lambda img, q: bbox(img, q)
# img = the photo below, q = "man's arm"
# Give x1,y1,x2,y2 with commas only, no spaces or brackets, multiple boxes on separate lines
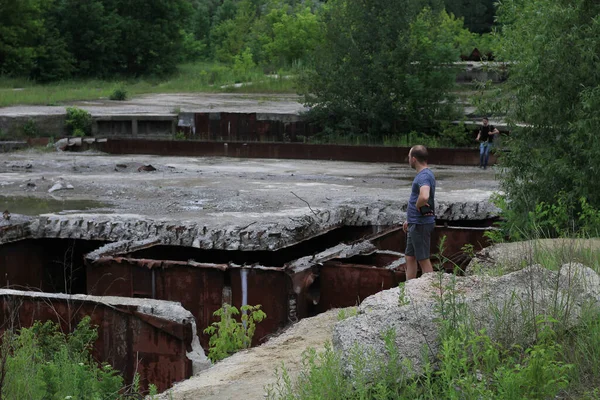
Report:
491,127,500,136
476,130,481,141
416,185,430,209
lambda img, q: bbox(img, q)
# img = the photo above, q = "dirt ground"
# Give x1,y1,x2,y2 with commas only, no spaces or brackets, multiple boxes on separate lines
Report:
158,309,339,400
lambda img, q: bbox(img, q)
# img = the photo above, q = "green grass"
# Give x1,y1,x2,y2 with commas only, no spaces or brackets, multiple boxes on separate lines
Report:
0,62,299,107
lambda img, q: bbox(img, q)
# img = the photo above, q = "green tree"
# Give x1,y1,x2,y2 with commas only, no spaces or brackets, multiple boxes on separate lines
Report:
444,0,496,34
211,0,262,63
262,3,323,67
53,0,122,78
113,0,192,76
0,0,44,76
298,0,463,137
495,0,600,238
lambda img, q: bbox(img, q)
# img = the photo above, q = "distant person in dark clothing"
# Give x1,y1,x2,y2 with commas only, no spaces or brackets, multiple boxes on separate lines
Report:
476,117,499,169
403,145,436,280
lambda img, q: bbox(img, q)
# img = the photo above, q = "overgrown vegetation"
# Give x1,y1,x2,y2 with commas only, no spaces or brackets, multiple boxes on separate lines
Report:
298,3,466,138
0,316,155,399
109,87,128,101
65,106,92,137
491,0,600,239
204,303,266,362
266,240,600,399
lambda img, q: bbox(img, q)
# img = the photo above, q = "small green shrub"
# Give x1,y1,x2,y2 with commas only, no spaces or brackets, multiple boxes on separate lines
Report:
21,119,41,138
337,307,358,321
173,131,186,140
435,121,473,147
109,87,128,101
1,317,124,399
398,282,410,306
204,303,266,362
65,106,92,137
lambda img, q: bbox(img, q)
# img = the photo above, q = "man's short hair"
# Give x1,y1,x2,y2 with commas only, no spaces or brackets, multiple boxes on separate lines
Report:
411,145,428,163
483,117,489,121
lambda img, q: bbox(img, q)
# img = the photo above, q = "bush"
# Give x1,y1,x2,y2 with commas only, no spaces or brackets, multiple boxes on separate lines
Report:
109,87,128,101
65,106,92,137
495,0,600,238
0,317,124,399
22,119,40,138
203,303,266,362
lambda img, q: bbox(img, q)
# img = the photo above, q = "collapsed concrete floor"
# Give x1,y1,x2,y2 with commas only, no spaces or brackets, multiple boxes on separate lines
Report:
0,150,500,392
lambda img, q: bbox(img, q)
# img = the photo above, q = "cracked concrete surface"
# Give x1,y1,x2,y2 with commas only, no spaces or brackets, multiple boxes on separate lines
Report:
0,93,306,117
1,149,500,249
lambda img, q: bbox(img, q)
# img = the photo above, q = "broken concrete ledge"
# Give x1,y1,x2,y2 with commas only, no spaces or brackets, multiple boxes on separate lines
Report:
1,201,500,249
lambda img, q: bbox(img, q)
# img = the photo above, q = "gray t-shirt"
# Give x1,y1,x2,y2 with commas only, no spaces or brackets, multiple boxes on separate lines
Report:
407,168,436,224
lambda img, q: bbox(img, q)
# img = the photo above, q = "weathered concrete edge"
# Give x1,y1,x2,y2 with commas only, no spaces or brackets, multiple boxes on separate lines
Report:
2,201,500,249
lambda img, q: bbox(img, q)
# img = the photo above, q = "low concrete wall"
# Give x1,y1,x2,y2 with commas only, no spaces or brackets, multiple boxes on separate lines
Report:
93,114,177,138
0,114,67,138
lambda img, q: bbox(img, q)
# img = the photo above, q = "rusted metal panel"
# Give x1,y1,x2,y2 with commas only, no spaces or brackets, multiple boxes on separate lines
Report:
95,139,497,166
194,113,210,140
0,239,45,290
0,239,106,294
86,258,225,350
0,292,193,393
316,262,404,313
370,225,491,271
230,267,289,344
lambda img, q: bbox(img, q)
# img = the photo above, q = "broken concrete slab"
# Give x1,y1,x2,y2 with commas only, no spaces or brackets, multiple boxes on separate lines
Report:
333,264,600,379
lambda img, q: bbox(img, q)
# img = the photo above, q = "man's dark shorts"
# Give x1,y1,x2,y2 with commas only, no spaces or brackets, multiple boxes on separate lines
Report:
405,223,435,261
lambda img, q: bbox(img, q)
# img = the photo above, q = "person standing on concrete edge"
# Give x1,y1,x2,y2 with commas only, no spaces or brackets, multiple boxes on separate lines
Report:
403,145,436,280
476,117,499,169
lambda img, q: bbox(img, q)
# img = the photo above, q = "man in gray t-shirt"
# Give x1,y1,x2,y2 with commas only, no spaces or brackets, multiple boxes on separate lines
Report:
402,145,436,280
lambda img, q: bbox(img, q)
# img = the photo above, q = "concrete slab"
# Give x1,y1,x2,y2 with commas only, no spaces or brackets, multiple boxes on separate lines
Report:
0,149,500,249
0,93,306,117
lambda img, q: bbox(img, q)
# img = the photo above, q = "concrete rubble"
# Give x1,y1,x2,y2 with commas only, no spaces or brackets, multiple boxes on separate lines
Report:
333,263,600,378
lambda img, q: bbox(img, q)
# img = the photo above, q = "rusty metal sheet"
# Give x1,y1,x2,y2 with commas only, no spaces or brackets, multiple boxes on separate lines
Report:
0,292,193,393
230,268,290,344
95,139,497,166
87,259,225,350
0,239,106,294
316,262,404,313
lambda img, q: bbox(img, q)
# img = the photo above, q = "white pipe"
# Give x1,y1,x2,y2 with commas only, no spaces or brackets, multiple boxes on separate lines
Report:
240,268,248,328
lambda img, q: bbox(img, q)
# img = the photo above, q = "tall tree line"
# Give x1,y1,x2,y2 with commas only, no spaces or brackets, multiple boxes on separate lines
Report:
0,0,190,81
0,0,495,81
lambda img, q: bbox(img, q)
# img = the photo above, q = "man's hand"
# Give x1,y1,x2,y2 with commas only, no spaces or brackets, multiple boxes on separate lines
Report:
403,221,408,233
419,203,434,216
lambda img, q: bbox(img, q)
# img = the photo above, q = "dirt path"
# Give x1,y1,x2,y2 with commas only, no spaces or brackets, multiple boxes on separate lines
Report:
159,309,339,400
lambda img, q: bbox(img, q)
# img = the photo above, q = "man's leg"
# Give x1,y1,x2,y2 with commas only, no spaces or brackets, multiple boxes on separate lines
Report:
483,143,490,168
405,224,418,280
479,143,485,167
406,256,418,280
414,224,435,276
418,258,434,274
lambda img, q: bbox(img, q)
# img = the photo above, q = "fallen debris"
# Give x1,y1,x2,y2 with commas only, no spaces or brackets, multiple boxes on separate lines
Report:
138,164,157,172
48,182,74,193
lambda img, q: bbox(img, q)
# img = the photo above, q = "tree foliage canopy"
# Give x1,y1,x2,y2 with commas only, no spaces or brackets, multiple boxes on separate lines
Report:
496,0,600,237
0,0,190,80
297,0,467,137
